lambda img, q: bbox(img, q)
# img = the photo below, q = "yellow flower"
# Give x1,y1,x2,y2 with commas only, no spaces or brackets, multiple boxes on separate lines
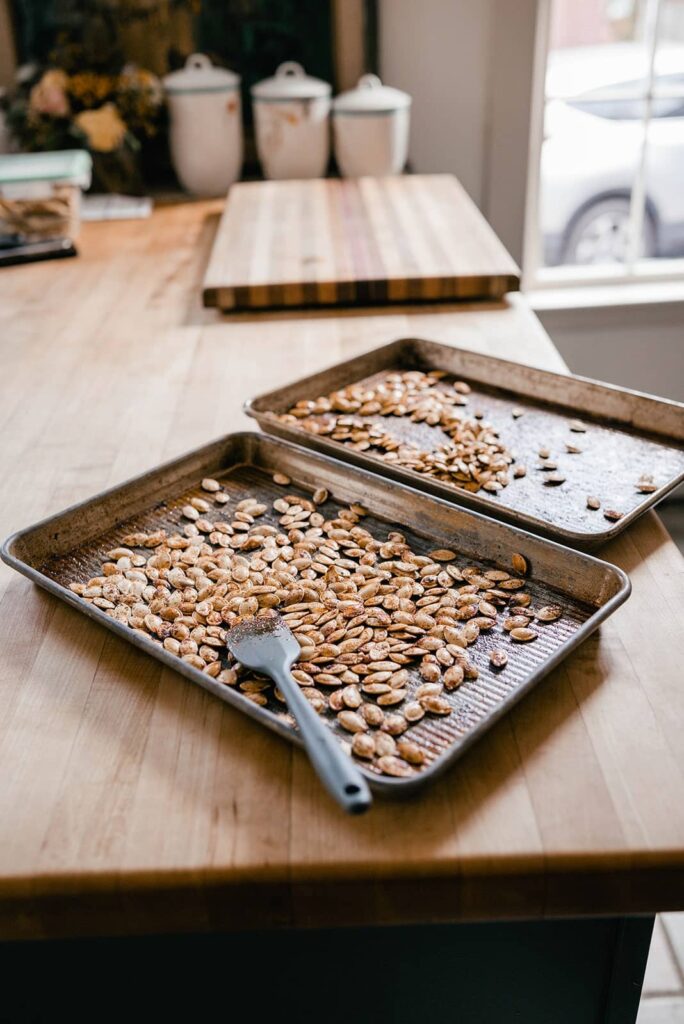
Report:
74,103,127,153
29,69,70,118
68,72,115,106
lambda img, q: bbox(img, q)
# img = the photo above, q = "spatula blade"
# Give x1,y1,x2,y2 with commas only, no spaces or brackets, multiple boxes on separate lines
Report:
225,612,301,672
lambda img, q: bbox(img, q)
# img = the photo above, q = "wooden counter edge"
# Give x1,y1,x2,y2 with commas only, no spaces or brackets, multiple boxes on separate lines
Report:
1,858,683,942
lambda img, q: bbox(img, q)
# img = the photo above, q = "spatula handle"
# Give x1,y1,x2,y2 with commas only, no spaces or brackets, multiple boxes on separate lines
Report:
271,664,372,815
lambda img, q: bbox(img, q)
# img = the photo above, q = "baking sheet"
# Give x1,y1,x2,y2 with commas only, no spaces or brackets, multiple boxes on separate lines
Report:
1,432,630,796
245,338,684,549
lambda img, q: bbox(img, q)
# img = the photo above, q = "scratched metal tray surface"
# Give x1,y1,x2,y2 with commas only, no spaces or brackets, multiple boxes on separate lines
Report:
245,338,684,549
1,432,630,797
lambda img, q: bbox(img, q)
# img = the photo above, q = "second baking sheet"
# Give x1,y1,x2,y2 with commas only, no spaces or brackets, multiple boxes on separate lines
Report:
246,338,684,549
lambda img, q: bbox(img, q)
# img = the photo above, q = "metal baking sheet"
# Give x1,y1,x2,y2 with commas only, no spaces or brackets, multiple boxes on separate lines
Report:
245,337,684,549
1,432,630,797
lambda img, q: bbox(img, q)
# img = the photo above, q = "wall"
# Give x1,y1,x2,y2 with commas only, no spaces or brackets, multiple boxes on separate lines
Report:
379,0,492,205
538,304,684,403
379,0,538,263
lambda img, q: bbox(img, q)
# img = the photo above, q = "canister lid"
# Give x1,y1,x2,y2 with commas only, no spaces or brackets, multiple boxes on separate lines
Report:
333,74,411,114
163,53,240,94
251,61,331,101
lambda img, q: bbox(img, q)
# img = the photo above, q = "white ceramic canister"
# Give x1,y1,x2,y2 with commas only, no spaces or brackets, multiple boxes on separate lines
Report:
333,74,411,177
163,53,242,196
251,62,331,180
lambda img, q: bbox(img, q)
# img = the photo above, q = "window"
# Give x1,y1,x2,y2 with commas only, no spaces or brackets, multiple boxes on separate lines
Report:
526,0,684,288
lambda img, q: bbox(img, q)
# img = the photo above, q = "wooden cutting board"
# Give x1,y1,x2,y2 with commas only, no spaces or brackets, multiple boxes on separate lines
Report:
202,174,520,310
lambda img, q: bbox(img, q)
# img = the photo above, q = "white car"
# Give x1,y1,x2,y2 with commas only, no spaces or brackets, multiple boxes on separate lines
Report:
541,43,684,265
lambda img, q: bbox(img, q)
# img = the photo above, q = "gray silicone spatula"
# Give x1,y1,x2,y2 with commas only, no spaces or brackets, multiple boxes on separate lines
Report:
226,614,372,815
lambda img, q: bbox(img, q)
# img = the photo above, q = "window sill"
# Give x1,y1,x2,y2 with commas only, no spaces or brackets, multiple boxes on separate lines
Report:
526,278,684,313
525,277,684,333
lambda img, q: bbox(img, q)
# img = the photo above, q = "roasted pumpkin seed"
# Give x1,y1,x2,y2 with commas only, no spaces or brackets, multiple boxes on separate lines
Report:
337,710,367,734
429,549,456,562
511,553,528,576
510,627,538,642
603,508,623,522
377,755,413,778
361,703,385,727
375,732,398,757
396,739,426,766
636,475,657,493
420,695,452,715
403,701,425,723
489,649,508,669
536,605,562,623
351,733,375,759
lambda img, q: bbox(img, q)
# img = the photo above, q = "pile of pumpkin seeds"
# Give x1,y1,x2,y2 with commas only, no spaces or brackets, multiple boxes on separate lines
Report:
279,374,664,523
278,370,516,495
68,474,564,778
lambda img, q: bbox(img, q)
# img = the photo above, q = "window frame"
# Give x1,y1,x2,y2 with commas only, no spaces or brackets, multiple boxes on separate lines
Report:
522,0,684,291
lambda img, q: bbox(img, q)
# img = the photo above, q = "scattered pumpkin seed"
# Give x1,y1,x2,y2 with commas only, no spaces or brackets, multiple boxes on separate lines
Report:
351,733,375,759
361,703,384,727
444,665,464,690
536,605,562,623
503,615,531,631
511,553,529,576
510,627,538,642
375,732,398,757
337,710,367,734
396,739,426,766
420,695,452,715
377,755,414,778
489,649,508,669
381,713,408,736
378,689,407,707
190,496,211,512
429,548,456,562
403,701,425,723
636,475,657,493
603,508,623,522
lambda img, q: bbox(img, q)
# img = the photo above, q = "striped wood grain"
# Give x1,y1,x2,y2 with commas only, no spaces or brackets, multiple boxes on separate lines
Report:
202,174,521,310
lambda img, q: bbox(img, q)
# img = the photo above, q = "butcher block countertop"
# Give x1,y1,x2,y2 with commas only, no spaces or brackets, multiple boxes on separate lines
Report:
0,200,683,941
